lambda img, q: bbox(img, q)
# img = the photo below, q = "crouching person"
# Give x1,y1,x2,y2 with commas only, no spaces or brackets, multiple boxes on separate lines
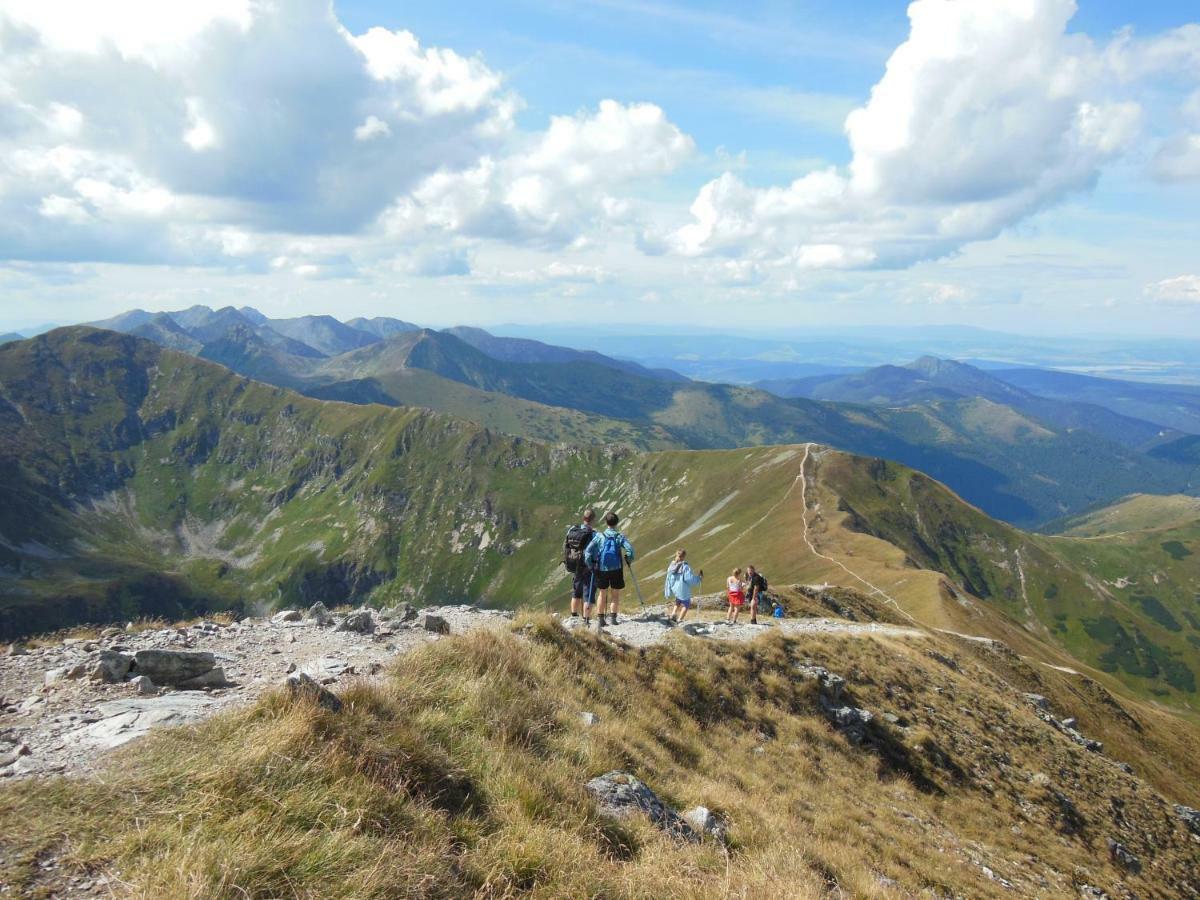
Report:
664,549,702,623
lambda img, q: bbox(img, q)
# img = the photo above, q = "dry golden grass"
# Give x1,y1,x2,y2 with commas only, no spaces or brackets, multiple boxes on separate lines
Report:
2,619,1197,898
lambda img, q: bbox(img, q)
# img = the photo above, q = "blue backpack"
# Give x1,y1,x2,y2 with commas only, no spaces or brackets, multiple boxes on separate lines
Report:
598,533,625,571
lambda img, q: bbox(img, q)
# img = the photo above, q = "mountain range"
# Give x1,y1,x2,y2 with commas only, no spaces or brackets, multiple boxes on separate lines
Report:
56,306,1200,529
2,327,1200,712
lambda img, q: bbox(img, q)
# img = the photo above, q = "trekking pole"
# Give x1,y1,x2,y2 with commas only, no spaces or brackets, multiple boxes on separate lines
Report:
626,559,647,609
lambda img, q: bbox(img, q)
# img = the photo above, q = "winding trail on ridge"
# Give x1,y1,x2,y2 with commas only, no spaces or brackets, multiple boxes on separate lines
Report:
796,444,922,627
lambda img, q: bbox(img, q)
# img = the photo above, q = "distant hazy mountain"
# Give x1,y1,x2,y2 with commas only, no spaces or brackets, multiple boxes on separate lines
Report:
128,313,203,354
266,314,381,356
345,316,421,339
757,356,1175,450
236,306,270,325
197,323,321,387
0,333,22,345
89,308,159,332
443,326,687,382
991,367,1200,435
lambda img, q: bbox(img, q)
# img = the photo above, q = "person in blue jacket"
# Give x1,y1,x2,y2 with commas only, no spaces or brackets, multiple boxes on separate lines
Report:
664,548,703,623
584,511,634,628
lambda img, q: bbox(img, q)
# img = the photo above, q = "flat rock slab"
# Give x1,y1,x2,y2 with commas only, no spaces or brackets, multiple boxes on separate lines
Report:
133,649,218,685
72,695,217,750
299,656,352,683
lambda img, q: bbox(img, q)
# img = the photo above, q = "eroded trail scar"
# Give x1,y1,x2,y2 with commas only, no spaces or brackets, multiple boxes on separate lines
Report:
797,444,920,627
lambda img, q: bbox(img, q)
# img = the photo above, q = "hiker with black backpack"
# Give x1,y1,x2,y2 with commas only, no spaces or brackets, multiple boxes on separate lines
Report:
584,511,635,628
745,565,769,625
563,509,598,624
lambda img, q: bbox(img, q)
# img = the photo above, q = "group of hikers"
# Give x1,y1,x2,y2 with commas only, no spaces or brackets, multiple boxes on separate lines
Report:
562,508,774,628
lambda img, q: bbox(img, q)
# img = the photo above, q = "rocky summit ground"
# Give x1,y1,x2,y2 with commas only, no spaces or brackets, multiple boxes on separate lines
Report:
2,597,919,783
0,604,514,781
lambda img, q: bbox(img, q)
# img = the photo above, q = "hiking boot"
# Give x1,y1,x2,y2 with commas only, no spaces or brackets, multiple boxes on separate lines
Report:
609,614,619,626
597,614,607,627
583,618,590,626
570,612,580,619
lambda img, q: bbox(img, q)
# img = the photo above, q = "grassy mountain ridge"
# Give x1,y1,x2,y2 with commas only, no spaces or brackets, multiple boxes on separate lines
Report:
3,329,1200,711
810,453,1200,707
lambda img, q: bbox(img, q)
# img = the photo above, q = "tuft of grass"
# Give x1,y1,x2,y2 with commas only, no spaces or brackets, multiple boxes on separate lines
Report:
2,620,1198,898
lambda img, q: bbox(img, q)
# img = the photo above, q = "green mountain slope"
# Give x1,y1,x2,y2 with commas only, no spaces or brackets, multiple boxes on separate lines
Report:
3,328,1200,710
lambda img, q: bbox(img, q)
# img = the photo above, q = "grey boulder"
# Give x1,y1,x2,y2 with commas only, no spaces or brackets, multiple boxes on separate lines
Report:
421,613,450,635
176,667,231,690
585,771,698,843
299,656,352,684
132,649,218,685
682,805,729,843
380,602,418,624
1107,839,1141,873
285,671,343,712
306,602,334,626
827,705,874,744
1176,804,1200,835
335,609,375,634
272,609,302,623
87,650,133,683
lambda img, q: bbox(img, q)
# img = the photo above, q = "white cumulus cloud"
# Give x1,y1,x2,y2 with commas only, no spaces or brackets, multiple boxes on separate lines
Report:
0,0,517,263
660,0,1149,270
382,99,693,247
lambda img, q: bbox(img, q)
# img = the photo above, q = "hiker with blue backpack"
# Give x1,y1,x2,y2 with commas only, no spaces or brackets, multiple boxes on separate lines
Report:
664,548,702,623
584,511,635,628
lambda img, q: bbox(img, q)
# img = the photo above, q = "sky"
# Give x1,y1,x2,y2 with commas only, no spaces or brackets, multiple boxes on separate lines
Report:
1,0,1199,335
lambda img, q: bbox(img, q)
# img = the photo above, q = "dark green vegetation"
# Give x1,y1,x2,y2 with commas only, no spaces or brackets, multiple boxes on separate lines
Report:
3,330,1200,711
78,309,1200,527
1039,495,1200,702
3,622,1198,897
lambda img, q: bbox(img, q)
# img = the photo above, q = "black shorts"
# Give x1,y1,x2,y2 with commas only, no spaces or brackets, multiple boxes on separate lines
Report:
572,569,599,603
595,568,625,591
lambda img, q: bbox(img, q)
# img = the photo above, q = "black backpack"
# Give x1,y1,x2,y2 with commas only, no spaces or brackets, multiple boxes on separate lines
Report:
563,525,593,572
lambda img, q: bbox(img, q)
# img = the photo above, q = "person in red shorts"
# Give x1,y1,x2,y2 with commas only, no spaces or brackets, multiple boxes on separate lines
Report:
725,567,746,624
